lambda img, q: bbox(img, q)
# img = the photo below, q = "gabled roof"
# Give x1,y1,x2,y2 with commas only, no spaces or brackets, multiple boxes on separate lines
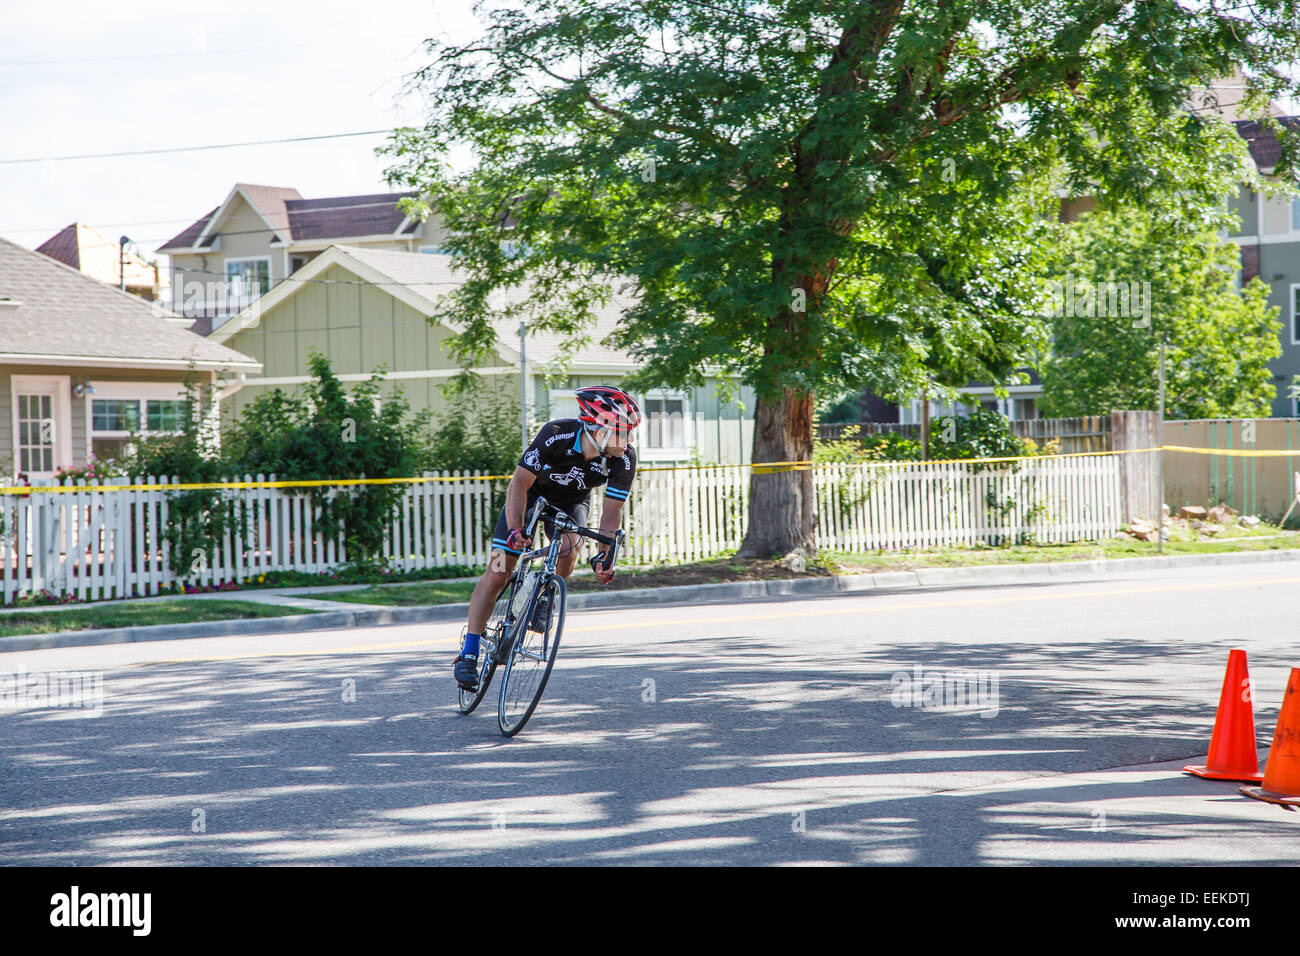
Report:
158,186,420,252
0,236,260,370
159,184,302,252
210,245,637,369
36,223,158,288
157,206,218,252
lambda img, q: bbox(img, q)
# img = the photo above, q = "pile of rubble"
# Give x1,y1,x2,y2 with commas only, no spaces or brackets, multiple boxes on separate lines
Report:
1123,502,1262,542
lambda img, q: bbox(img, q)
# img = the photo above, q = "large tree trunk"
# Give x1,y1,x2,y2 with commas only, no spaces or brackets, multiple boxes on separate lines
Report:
737,387,817,558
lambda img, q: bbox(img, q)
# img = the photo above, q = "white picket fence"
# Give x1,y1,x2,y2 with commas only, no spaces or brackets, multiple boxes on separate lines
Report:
0,455,1122,604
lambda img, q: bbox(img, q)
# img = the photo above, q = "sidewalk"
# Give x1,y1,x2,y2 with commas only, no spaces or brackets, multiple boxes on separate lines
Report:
0,576,480,616
2,546,1298,653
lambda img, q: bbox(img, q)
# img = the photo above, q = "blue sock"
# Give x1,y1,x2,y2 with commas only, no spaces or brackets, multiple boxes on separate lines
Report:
462,632,481,657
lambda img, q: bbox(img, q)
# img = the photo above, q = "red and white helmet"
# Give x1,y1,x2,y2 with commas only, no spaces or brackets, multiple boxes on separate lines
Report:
575,386,641,431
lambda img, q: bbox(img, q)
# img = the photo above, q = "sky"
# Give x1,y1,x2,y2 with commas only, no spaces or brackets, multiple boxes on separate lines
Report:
0,0,485,260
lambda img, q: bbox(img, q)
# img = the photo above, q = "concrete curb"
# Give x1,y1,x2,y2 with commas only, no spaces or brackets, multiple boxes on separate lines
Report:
3,547,1298,654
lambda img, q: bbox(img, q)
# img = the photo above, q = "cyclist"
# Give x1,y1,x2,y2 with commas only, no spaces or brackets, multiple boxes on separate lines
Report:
453,386,641,690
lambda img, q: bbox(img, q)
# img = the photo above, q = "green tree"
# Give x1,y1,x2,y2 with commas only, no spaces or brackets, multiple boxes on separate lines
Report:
1039,208,1282,418
383,0,1296,554
116,375,233,579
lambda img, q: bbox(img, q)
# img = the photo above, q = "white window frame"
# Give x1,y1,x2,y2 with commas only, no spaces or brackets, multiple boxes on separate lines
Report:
639,389,692,460
11,375,72,477
84,382,189,462
1291,284,1300,346
223,256,272,301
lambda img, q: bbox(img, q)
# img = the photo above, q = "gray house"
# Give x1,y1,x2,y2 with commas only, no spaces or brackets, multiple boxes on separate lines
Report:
0,237,259,478
1229,117,1300,416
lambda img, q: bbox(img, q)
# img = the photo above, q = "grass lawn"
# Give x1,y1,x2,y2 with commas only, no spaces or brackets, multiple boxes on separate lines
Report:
828,527,1300,573
323,580,478,607
0,600,317,638
321,524,1300,603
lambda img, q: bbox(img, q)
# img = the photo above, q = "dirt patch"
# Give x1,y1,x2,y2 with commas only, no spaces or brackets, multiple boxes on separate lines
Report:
565,558,832,593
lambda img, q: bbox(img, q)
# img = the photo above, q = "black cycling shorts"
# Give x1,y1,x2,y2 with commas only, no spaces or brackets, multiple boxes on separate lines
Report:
491,491,590,554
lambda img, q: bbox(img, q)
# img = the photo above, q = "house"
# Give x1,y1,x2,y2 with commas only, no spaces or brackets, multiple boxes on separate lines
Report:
36,223,169,302
1226,117,1300,416
206,245,756,465
0,236,260,478
158,184,450,332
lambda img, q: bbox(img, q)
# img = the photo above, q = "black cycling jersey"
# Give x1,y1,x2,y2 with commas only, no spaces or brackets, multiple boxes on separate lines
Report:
518,419,636,505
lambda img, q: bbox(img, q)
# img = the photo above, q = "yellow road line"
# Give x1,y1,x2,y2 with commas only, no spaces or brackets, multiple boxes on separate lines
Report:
123,574,1300,665
564,575,1300,633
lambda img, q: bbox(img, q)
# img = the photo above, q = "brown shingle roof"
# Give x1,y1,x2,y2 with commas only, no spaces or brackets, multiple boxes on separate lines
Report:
159,187,418,251
1234,117,1300,171
36,223,158,288
157,207,218,252
285,192,417,241
0,236,259,368
35,224,82,269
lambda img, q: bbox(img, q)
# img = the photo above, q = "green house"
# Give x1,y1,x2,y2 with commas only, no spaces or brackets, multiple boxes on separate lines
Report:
206,245,755,465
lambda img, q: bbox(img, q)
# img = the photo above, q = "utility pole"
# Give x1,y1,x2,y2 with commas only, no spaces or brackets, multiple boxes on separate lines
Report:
519,320,529,451
1156,339,1167,555
920,385,931,460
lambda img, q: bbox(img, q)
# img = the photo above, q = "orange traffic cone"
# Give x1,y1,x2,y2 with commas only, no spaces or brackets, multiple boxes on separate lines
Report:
1184,649,1263,783
1240,668,1300,809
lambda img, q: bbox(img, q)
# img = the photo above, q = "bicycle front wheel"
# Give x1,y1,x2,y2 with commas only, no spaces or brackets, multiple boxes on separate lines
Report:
497,575,565,737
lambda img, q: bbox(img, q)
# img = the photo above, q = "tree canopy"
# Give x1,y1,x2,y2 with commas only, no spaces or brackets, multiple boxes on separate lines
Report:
383,0,1300,553
1039,207,1282,419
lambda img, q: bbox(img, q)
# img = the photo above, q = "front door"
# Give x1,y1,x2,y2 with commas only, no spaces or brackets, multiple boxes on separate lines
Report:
12,377,70,478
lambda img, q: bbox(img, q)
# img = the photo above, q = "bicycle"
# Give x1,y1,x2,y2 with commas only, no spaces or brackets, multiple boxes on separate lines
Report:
456,495,624,737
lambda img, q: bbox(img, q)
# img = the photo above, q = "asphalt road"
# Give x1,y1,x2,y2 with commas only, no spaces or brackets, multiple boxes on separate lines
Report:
2,559,1299,866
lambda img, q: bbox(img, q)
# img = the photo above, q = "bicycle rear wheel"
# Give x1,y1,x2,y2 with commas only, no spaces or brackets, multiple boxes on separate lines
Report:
497,575,565,737
456,583,512,715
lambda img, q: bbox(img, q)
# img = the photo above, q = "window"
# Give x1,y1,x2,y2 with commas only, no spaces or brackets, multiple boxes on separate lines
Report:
1292,285,1300,345
1292,198,1300,233
644,397,685,449
87,389,188,463
17,393,54,473
92,399,140,432
147,399,187,432
549,392,580,421
225,258,270,298
1012,397,1039,421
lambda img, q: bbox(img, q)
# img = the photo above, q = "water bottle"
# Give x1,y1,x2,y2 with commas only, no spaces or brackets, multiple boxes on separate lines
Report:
511,570,537,618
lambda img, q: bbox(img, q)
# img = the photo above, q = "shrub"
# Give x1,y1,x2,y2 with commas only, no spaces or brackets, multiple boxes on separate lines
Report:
223,352,433,561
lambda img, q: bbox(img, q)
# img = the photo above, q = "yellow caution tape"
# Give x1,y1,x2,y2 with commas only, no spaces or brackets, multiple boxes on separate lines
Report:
1161,445,1300,459
5,444,1295,494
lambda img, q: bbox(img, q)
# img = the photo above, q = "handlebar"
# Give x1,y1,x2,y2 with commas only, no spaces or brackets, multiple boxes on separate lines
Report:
525,496,623,571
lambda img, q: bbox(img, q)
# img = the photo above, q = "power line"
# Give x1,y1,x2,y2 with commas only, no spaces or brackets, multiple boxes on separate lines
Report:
0,129,394,165
3,198,423,240
0,33,420,67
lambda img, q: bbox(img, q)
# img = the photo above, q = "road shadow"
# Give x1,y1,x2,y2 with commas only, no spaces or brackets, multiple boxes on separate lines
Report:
1,634,1296,865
